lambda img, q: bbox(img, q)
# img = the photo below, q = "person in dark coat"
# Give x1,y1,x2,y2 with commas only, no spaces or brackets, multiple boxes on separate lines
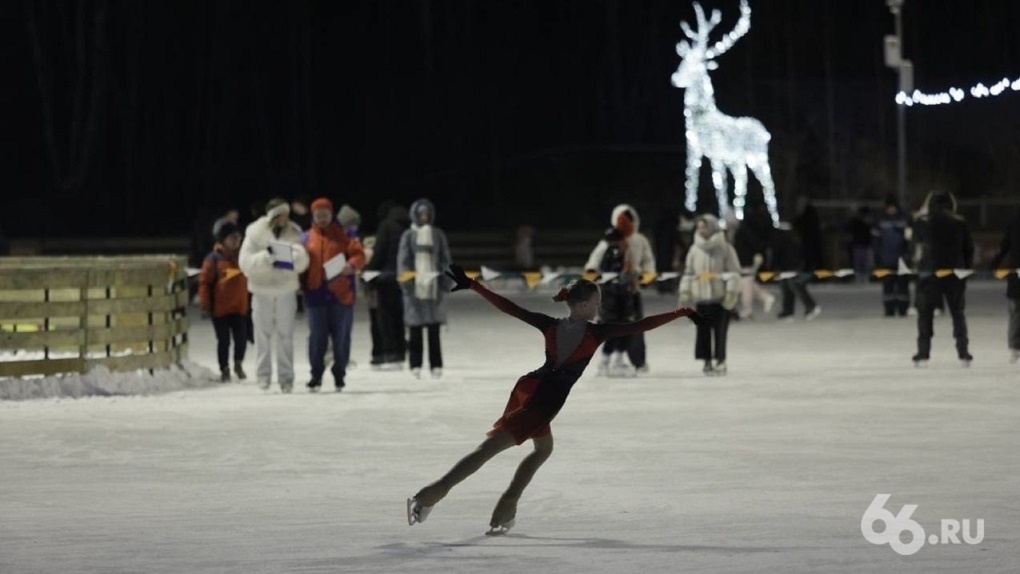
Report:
771,224,820,320
990,206,1020,363
910,191,975,365
872,196,910,316
794,199,824,272
365,201,410,369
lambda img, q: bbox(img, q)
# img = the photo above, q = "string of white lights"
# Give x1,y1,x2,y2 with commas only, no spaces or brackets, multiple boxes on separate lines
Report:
895,76,1020,107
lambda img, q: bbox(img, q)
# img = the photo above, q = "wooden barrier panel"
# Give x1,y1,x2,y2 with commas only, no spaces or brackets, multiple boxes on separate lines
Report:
0,255,190,379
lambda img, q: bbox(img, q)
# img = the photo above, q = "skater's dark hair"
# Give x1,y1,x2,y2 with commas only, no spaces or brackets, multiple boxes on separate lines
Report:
553,279,600,305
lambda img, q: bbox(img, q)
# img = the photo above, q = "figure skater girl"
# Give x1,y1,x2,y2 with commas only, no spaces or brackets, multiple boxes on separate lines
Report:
407,264,701,534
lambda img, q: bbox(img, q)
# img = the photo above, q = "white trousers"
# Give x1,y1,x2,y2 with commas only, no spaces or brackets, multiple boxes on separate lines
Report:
738,274,773,318
251,292,297,385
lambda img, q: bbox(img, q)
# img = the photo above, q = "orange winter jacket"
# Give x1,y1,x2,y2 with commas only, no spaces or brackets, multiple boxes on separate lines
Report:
199,245,250,317
301,223,366,306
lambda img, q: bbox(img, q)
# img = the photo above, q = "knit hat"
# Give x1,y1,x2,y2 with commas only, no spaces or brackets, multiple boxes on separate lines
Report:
310,197,334,213
216,222,240,243
337,204,361,227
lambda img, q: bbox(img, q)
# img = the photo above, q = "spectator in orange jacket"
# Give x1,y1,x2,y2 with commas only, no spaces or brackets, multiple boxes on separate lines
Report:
199,222,250,382
300,197,366,392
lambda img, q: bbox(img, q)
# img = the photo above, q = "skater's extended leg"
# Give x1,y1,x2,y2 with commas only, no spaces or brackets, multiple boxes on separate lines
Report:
491,434,554,528
415,431,517,507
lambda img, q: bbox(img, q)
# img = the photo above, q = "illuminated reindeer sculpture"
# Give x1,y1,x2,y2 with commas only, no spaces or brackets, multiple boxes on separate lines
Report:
671,0,779,225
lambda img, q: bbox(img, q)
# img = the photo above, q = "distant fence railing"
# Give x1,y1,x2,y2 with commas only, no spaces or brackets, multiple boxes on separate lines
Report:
0,256,190,378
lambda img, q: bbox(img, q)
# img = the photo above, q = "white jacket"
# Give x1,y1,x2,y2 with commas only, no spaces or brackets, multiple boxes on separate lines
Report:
239,216,310,295
679,231,740,305
584,204,656,274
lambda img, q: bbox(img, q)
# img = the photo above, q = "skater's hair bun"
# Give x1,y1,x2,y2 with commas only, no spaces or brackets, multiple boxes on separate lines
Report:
552,279,600,305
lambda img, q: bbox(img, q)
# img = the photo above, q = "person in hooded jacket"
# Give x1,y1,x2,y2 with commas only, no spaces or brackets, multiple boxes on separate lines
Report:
398,199,452,378
679,214,740,375
300,198,366,392
911,191,975,366
199,222,249,382
990,206,1020,363
366,200,410,369
239,198,310,392
584,204,656,374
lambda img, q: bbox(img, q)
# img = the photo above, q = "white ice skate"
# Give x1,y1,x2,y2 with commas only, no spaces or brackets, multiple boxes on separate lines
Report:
610,356,636,378
485,519,515,536
406,497,432,526
713,361,727,375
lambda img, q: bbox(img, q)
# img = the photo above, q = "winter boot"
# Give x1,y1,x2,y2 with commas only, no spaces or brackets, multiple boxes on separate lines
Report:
956,338,972,367
306,377,322,393
913,338,931,367
219,367,231,382
234,363,247,380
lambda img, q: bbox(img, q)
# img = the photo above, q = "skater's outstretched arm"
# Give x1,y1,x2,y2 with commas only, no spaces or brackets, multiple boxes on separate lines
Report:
597,307,701,340
446,265,553,331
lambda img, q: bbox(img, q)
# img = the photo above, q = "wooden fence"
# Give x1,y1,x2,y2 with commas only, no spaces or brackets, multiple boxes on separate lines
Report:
0,256,190,378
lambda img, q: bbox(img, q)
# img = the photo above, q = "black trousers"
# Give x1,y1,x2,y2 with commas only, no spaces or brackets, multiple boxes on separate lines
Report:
375,279,407,362
408,323,442,369
780,279,817,316
1009,298,1020,350
369,307,383,363
212,313,248,369
627,291,647,367
881,275,910,316
916,276,968,357
695,302,730,362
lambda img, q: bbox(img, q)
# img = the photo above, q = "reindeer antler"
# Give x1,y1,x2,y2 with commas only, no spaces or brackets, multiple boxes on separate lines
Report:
704,0,751,60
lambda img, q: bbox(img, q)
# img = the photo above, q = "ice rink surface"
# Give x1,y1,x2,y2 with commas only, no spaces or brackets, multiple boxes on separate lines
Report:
2,281,1018,573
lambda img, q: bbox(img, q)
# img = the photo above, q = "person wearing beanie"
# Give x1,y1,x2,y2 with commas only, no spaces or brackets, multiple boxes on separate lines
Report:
200,222,249,382
239,197,310,392
300,197,366,392
678,214,741,375
873,196,910,317
397,198,452,378
338,204,361,234
583,204,657,376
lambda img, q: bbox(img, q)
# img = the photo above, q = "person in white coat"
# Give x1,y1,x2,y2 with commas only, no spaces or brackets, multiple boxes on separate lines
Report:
584,204,656,375
678,214,740,375
239,197,310,392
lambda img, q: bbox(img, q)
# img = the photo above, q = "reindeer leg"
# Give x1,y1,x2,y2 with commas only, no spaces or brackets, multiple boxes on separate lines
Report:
685,144,702,214
749,154,780,226
729,161,748,221
710,158,730,221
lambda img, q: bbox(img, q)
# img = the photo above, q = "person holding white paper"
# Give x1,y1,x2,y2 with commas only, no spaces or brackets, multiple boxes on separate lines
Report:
239,197,310,393
300,198,365,392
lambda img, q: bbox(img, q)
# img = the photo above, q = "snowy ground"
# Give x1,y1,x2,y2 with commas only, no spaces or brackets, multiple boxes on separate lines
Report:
1,281,1018,573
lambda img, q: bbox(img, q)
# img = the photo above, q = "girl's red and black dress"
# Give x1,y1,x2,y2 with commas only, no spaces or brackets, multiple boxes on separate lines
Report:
469,281,693,444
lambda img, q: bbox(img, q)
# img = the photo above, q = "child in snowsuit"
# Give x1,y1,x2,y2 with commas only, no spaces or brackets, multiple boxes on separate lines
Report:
199,222,250,382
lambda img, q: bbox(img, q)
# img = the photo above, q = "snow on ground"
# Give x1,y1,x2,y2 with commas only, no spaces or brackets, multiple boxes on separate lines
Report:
1,282,1018,573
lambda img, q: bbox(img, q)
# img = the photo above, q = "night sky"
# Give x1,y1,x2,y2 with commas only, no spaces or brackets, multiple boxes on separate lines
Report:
5,1,1020,238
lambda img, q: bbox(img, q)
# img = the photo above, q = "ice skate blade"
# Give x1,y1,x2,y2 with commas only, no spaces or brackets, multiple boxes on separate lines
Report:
913,360,928,368
485,519,515,536
407,497,432,525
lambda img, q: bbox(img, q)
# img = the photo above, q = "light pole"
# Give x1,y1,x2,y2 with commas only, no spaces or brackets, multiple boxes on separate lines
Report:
885,0,911,209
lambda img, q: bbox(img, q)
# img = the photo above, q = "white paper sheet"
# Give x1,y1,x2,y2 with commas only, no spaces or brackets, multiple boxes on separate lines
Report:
324,253,347,280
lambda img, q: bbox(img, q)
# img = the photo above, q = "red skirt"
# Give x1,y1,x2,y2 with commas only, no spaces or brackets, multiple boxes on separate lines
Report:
487,376,552,445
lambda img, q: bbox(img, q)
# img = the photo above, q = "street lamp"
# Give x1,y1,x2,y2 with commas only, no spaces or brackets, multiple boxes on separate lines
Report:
885,0,911,209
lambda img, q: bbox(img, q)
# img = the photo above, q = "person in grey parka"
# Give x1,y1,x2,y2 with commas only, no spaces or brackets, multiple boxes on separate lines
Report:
678,214,741,375
398,199,452,378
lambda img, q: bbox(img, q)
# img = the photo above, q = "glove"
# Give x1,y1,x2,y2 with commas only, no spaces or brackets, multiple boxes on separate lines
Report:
444,264,473,292
722,291,738,311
